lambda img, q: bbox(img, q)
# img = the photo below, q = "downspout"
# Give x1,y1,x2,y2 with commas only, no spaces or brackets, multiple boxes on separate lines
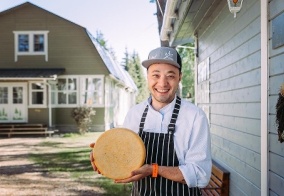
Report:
260,0,268,195
45,77,58,128
45,80,52,128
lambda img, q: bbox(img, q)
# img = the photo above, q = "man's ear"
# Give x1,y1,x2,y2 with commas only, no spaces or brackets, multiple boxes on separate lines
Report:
179,73,182,82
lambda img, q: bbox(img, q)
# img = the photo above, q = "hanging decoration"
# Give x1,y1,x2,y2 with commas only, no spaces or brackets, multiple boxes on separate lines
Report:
276,84,284,143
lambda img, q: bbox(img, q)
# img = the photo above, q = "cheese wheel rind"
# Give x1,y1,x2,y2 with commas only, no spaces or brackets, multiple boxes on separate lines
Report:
93,128,146,180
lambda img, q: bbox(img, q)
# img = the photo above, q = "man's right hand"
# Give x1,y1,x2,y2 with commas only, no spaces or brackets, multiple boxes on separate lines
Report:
89,143,101,174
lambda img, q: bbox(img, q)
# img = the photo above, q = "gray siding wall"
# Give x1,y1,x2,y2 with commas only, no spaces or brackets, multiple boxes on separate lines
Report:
196,0,261,195
268,0,284,195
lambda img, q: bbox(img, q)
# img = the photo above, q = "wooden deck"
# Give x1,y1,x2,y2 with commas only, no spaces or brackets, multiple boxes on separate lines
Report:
0,124,57,137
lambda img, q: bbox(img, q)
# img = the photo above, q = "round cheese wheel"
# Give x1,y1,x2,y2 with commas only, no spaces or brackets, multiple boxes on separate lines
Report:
92,128,146,180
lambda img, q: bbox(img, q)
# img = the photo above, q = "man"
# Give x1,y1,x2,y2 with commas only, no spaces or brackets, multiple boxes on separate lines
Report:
91,47,212,195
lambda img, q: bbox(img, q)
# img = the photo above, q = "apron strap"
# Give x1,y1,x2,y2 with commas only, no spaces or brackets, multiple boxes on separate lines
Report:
139,105,149,134
167,96,181,134
139,96,181,134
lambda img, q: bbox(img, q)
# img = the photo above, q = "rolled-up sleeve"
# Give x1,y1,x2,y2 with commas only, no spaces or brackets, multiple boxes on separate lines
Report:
179,108,212,188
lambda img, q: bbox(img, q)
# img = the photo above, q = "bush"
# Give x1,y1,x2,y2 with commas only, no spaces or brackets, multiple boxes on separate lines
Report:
71,106,96,134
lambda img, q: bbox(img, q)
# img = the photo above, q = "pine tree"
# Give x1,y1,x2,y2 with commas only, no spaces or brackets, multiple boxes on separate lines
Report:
177,43,195,102
123,50,149,104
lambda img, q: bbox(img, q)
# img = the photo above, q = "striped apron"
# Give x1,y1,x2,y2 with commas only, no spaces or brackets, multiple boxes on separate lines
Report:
131,97,201,196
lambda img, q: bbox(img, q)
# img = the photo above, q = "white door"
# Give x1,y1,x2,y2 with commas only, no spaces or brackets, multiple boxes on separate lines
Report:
0,83,27,123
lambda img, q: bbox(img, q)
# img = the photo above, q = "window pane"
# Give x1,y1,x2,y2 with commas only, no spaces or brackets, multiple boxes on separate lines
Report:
58,92,66,104
51,92,56,104
0,87,8,104
18,34,29,52
32,92,43,104
32,83,44,90
93,78,102,90
58,79,67,90
80,92,95,105
68,78,77,90
68,92,77,104
34,34,44,52
13,87,23,104
80,77,103,105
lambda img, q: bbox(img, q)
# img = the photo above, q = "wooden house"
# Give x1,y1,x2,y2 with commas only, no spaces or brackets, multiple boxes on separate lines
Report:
159,0,284,195
0,2,137,133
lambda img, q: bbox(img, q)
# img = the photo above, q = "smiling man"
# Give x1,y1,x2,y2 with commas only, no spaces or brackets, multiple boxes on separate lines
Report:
90,47,212,196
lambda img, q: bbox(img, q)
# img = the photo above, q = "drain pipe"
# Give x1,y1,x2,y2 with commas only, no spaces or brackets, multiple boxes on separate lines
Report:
260,0,268,195
45,80,52,128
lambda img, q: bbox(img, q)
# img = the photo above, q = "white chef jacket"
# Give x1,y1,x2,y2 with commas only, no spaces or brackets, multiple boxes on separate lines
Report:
123,96,212,188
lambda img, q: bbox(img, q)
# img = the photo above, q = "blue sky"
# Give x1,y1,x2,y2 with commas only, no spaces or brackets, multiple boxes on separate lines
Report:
0,0,161,63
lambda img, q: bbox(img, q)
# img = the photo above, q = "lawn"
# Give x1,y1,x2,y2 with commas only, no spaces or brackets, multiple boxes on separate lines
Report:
29,133,132,195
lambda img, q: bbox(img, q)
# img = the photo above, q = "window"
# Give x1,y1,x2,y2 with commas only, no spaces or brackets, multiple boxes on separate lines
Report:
80,76,104,106
13,31,49,61
50,76,104,107
29,82,46,108
0,87,8,104
51,77,77,106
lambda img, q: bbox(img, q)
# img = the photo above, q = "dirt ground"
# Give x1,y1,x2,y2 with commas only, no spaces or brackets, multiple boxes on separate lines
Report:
0,133,106,196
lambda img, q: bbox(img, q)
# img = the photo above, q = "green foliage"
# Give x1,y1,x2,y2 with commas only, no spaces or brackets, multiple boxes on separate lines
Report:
95,30,117,62
123,49,149,104
71,106,96,134
177,43,196,102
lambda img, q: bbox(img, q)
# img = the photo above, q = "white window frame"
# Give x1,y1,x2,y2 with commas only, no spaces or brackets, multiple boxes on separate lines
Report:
28,81,47,108
51,76,78,108
79,75,104,107
50,75,104,108
13,31,49,62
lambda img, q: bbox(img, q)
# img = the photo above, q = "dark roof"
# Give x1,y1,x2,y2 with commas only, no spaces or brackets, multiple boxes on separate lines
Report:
0,68,65,78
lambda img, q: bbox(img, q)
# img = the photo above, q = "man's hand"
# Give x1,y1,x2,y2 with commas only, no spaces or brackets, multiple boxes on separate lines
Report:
89,143,101,174
115,164,152,183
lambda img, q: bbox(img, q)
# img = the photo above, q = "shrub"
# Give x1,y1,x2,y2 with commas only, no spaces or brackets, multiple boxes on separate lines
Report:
71,106,96,134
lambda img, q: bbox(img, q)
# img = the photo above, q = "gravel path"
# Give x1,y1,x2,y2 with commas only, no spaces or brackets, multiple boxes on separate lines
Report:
0,133,105,196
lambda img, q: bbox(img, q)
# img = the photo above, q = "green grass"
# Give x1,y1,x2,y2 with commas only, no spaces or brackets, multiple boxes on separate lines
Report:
29,140,131,195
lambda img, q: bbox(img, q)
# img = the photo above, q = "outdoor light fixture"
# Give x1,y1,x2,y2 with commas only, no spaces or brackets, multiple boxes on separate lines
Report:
227,0,244,18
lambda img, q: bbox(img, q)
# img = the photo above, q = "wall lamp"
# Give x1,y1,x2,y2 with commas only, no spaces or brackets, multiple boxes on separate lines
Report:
227,0,244,18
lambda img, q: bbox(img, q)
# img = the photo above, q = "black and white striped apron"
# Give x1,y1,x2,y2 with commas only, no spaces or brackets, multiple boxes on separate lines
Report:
131,97,201,196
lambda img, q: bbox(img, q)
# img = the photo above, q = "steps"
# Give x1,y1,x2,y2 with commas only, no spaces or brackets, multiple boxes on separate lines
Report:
0,124,56,138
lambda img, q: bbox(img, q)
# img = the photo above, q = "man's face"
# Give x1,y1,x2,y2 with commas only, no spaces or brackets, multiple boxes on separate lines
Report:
147,63,181,109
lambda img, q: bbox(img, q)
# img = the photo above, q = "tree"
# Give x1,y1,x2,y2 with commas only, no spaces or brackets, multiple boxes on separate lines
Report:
95,30,117,62
123,49,149,104
177,43,195,102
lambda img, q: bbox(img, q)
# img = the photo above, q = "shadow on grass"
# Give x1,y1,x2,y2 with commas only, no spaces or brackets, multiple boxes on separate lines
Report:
29,142,132,196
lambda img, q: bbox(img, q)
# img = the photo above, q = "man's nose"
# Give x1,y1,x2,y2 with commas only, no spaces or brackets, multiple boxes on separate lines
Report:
158,76,168,86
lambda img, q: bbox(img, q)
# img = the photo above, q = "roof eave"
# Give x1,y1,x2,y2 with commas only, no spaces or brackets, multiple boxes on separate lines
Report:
160,0,194,47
